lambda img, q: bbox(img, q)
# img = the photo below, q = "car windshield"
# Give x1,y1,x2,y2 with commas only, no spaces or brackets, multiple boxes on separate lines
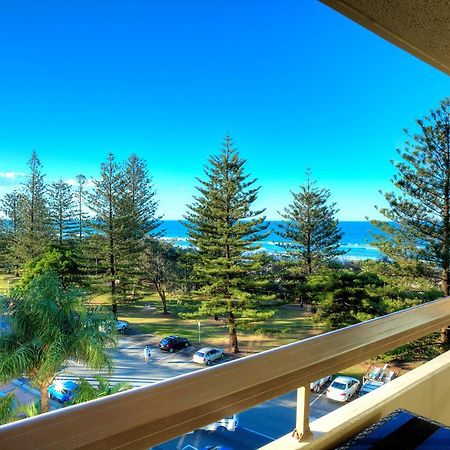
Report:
160,339,169,344
195,351,205,357
331,382,346,390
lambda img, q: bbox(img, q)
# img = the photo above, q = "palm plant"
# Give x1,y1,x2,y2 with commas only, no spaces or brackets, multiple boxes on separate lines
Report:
0,272,115,413
69,375,131,405
0,392,17,425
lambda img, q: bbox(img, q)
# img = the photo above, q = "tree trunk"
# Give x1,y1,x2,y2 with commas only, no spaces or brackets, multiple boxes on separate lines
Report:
40,384,50,413
228,311,239,353
441,269,450,346
156,284,168,315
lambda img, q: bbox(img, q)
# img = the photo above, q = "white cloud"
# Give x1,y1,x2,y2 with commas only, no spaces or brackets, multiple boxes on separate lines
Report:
0,172,26,186
65,178,96,188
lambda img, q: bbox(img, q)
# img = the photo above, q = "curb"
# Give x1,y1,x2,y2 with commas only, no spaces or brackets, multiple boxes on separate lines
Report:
12,379,61,409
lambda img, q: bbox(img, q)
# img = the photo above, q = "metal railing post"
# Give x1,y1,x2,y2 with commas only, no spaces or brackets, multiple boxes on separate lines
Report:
292,384,311,441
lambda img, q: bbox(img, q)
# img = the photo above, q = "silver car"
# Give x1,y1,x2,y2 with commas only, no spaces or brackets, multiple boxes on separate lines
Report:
193,347,225,366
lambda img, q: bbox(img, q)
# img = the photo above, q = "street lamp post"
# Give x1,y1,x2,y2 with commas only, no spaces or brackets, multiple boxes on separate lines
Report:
198,321,201,344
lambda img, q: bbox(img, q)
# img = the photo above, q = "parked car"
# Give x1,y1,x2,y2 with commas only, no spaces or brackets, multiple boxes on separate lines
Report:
115,320,128,333
200,446,234,450
310,375,332,392
359,364,401,397
48,380,79,403
193,347,225,365
326,376,360,402
99,320,129,334
159,336,190,352
196,414,239,432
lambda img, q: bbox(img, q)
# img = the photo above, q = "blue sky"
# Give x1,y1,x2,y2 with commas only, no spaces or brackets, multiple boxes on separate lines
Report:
0,0,449,220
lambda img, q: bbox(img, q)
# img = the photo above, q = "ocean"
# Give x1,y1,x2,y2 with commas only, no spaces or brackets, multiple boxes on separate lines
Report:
160,221,382,260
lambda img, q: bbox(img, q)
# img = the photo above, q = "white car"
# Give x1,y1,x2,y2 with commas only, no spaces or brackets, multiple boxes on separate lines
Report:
326,376,360,402
196,414,239,432
115,320,128,333
310,375,332,392
99,320,128,333
193,347,225,366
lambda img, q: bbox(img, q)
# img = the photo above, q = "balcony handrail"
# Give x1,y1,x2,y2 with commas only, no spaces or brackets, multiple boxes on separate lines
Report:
1,296,450,450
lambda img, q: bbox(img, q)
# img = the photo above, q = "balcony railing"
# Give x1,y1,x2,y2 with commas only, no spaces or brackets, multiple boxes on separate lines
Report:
1,296,450,450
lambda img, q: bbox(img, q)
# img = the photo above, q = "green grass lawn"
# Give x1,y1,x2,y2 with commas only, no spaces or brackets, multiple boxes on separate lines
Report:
0,271,393,379
99,293,327,354
0,273,20,294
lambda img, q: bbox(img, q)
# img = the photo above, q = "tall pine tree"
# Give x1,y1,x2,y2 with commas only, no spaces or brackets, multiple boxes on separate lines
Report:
0,190,25,271
89,153,121,316
185,135,272,353
372,97,450,344
278,170,344,275
13,151,51,264
115,154,161,300
75,174,88,241
48,179,76,245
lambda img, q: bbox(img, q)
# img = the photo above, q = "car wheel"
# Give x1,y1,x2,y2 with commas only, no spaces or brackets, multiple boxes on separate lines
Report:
185,342,189,347
206,360,211,366
314,385,320,393
220,353,224,358
345,394,350,402
169,348,174,353
217,426,228,432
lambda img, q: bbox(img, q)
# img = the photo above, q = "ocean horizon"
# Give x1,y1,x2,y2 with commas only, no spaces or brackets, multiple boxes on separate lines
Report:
160,220,382,260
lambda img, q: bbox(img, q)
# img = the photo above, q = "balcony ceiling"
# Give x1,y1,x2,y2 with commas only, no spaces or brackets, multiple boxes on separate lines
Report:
320,0,450,75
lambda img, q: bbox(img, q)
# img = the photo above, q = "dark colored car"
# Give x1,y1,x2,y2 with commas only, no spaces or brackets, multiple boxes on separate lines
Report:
159,336,190,352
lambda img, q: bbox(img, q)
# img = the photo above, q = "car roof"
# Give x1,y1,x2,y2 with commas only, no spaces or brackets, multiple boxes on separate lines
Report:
197,347,214,352
332,376,359,384
51,380,78,390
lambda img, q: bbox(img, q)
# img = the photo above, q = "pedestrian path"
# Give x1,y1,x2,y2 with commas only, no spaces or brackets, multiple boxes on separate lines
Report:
53,373,166,387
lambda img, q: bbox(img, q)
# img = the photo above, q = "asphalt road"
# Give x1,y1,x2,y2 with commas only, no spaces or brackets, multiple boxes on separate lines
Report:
54,333,342,450
2,331,344,449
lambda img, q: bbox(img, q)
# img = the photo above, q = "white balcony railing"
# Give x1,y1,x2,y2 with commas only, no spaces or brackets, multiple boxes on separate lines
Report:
1,296,450,450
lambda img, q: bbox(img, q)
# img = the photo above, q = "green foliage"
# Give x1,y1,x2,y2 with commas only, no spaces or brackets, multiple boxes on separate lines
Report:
140,239,181,314
74,174,89,241
115,154,162,302
8,152,52,266
0,190,26,272
372,98,450,294
69,375,131,405
312,269,385,328
381,333,442,362
278,170,345,275
0,392,17,425
185,135,274,352
0,272,114,413
19,247,83,289
89,153,122,314
48,179,76,244
361,259,442,313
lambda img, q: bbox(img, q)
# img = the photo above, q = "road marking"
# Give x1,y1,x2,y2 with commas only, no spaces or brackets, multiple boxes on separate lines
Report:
309,389,327,406
241,427,275,441
67,359,82,366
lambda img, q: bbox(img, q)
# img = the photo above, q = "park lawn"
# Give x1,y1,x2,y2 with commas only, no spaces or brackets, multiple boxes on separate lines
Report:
110,295,328,354
0,273,20,294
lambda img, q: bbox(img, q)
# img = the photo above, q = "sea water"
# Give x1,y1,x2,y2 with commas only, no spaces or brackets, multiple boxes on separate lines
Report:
160,220,382,260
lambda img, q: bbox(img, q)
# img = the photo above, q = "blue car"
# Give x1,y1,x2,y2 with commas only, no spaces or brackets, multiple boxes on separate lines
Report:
48,380,79,403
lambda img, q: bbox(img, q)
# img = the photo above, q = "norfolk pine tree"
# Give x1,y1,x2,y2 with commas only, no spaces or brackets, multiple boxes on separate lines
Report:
0,190,26,272
116,154,161,300
278,171,344,275
185,136,273,353
13,151,51,264
371,98,450,345
89,153,121,316
75,174,88,241
48,179,76,245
